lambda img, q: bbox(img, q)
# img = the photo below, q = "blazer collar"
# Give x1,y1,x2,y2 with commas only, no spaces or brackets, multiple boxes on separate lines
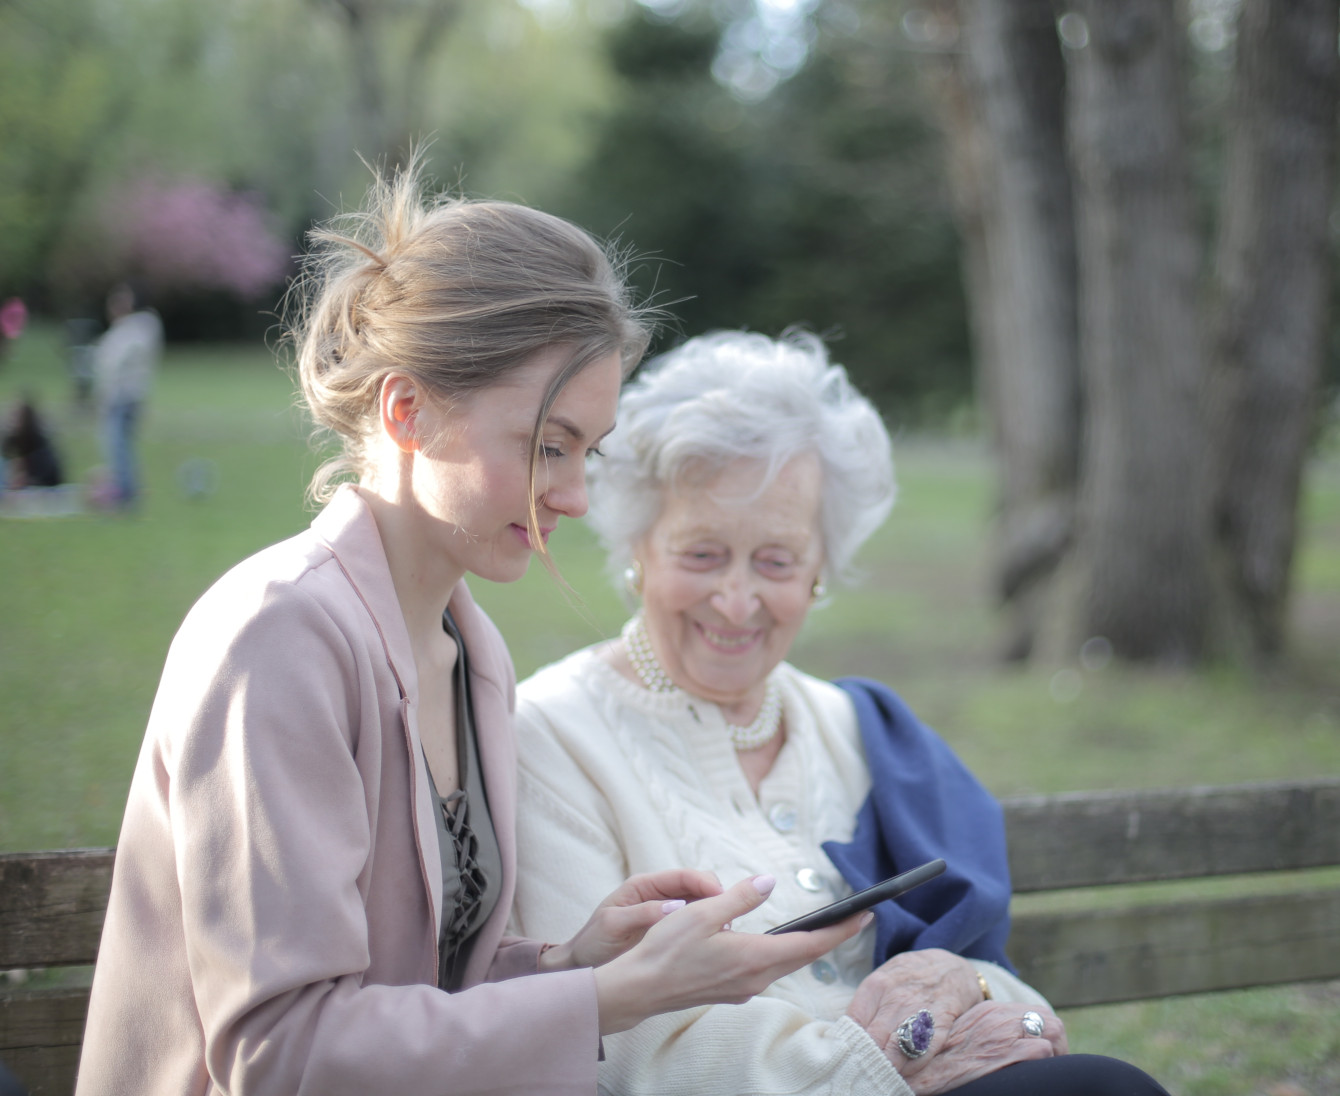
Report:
310,484,418,702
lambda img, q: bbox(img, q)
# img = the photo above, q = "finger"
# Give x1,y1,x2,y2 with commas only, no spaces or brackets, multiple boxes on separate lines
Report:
744,909,873,979
680,874,777,926
615,869,724,905
604,898,688,939
1019,1009,1066,1056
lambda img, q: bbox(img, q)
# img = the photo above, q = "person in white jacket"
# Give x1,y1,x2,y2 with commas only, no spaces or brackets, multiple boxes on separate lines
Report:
93,282,162,508
510,331,1171,1096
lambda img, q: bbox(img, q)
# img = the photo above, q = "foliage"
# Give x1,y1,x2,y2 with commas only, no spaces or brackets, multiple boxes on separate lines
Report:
0,0,623,322
555,2,973,420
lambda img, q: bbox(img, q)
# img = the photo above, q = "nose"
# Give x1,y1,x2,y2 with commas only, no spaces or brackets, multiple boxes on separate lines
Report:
539,463,589,520
709,566,760,625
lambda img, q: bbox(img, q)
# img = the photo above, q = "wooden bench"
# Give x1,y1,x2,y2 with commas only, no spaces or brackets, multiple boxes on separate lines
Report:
3,775,1338,1095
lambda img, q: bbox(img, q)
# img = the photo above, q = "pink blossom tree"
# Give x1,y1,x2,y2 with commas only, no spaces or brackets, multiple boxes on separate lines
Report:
108,177,291,300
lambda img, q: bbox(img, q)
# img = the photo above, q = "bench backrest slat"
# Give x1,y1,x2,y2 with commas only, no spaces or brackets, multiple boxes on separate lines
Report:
0,849,115,970
0,987,88,1096
1002,777,1340,892
1009,886,1340,1008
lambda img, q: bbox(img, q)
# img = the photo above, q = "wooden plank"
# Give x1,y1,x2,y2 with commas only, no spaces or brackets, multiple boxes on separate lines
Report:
1009,886,1340,1008
0,850,114,969
1003,778,1340,892
0,986,89,1096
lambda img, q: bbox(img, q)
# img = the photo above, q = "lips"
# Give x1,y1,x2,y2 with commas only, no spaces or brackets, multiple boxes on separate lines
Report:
510,523,556,549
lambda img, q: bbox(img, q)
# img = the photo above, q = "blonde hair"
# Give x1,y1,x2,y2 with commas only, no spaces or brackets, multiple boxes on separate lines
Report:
285,158,651,566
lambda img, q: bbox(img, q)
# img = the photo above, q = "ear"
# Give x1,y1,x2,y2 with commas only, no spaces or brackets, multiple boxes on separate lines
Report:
379,373,421,454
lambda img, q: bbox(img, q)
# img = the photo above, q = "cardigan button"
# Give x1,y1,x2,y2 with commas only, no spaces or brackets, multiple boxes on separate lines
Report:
795,867,825,892
768,802,798,833
810,959,838,984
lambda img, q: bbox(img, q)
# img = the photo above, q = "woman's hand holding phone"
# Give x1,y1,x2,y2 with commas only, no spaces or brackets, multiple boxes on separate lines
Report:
592,873,870,1035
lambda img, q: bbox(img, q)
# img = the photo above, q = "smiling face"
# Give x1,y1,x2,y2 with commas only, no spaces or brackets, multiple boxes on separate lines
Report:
636,453,825,720
409,346,623,586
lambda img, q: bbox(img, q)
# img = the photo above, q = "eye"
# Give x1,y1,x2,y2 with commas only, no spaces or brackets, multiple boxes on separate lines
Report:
755,553,799,578
679,547,725,570
541,444,565,459
585,445,605,459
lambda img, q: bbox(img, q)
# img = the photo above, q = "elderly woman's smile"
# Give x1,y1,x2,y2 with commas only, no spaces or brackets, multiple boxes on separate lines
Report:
634,452,825,724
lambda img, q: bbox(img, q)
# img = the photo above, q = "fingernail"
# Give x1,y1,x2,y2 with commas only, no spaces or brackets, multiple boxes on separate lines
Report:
859,911,875,927
752,874,776,896
661,899,686,914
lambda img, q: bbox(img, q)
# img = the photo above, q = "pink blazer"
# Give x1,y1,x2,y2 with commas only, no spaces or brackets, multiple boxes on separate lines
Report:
76,486,600,1095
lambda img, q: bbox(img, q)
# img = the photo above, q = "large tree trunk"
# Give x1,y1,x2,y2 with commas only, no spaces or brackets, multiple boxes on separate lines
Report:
958,0,1081,661
1066,0,1212,663
1209,0,1340,662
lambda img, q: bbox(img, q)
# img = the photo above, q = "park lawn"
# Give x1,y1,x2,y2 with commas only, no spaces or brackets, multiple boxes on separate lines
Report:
2,325,1338,1094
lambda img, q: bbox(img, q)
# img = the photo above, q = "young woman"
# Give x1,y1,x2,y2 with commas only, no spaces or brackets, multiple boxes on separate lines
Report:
75,168,862,1096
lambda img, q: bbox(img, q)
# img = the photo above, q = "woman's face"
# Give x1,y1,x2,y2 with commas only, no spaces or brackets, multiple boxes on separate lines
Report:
410,347,623,585
637,453,825,714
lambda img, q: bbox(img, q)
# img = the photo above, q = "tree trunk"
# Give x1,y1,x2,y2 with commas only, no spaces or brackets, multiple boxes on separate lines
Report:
959,0,1081,661
1066,0,1211,663
1209,0,1340,662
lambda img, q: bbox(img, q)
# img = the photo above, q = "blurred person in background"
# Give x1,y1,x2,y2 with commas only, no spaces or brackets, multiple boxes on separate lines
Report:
510,331,1172,1096
75,166,864,1096
92,282,162,509
2,396,65,490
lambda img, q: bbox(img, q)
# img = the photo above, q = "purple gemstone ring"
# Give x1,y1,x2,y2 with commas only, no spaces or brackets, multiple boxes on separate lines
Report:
896,1009,935,1059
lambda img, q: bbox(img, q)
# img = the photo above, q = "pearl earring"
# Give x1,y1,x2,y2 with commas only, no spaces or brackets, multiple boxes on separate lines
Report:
811,577,826,600
623,560,644,597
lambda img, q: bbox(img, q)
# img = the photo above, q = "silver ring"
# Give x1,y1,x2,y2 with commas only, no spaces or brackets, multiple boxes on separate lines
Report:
1021,1010,1045,1038
896,1009,935,1059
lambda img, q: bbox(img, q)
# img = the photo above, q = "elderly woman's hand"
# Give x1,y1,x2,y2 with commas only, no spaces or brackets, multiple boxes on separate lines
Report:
897,1003,1067,1095
538,869,725,973
845,949,983,1059
846,950,1066,1095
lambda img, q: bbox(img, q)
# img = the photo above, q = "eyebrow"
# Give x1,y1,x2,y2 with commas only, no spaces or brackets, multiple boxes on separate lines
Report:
548,416,617,443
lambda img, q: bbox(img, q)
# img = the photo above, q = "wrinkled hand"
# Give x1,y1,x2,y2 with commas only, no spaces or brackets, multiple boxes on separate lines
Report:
899,1004,1067,1095
539,869,726,973
845,948,983,1066
594,874,869,1035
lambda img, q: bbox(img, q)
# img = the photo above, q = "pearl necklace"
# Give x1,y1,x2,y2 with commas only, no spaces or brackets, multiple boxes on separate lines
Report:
620,614,783,751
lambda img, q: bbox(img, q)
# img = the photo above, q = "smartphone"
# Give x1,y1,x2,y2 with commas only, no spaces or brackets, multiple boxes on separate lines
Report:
764,858,947,934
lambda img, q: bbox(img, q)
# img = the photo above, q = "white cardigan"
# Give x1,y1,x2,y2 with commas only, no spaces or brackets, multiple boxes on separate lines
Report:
510,645,1044,1096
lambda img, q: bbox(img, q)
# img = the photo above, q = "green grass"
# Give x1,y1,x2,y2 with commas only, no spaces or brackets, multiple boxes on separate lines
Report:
2,324,1338,1094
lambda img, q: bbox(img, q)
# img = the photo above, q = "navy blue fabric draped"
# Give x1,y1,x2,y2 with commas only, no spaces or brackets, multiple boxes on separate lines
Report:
821,678,1016,972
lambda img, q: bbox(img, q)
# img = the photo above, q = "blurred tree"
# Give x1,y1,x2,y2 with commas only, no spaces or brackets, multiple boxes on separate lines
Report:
0,0,129,304
560,1,973,416
1067,0,1215,664
920,0,1080,662
1208,0,1340,660
927,0,1338,665
307,0,466,167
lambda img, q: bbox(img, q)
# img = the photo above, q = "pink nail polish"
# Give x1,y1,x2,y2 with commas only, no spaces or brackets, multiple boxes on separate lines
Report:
662,899,686,914
752,874,776,896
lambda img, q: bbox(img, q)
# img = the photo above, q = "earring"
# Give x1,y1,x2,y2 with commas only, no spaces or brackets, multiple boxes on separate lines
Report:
623,560,643,597
811,577,826,600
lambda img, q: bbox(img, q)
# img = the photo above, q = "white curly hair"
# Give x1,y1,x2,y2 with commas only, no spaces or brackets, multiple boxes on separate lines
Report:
586,329,896,591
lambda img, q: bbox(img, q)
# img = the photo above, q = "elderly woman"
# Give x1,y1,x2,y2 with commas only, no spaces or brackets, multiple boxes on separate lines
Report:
509,332,1170,1096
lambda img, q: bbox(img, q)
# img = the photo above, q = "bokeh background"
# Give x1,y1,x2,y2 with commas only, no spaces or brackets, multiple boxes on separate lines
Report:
2,1,1339,1092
